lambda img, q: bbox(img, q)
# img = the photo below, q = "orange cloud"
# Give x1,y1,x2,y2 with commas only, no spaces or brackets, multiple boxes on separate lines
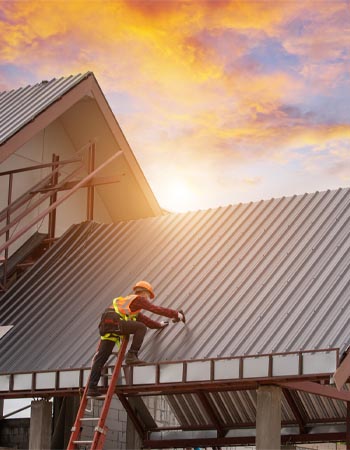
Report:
1,0,350,211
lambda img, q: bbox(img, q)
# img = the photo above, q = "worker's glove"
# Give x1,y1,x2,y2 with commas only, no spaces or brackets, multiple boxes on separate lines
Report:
160,321,169,328
172,310,186,323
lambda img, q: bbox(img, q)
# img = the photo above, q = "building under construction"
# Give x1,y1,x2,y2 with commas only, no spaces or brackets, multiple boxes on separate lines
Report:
0,72,350,450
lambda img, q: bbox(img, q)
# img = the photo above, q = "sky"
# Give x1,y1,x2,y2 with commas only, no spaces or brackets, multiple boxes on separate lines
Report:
1,0,350,213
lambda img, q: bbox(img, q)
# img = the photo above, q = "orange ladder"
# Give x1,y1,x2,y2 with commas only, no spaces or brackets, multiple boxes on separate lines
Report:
67,336,128,449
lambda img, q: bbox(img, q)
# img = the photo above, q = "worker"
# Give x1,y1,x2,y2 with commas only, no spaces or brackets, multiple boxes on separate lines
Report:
87,280,185,397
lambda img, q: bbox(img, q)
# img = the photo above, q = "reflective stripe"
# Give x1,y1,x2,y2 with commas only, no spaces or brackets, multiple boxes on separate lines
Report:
112,295,141,321
101,333,121,347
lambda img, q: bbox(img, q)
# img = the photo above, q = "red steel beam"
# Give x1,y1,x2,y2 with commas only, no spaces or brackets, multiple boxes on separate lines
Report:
0,151,122,254
86,142,95,221
279,380,350,402
31,175,122,193
282,388,307,434
0,172,56,223
143,432,347,448
334,350,350,391
0,158,81,176
0,165,83,239
48,154,59,242
117,393,146,439
197,391,225,437
347,402,350,450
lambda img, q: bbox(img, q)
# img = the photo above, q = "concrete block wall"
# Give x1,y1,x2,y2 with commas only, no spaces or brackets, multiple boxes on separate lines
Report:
79,394,178,449
80,396,127,450
144,395,179,427
0,418,30,449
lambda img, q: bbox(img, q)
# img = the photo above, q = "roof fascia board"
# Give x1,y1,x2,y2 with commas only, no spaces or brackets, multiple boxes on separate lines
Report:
0,76,94,164
89,76,162,216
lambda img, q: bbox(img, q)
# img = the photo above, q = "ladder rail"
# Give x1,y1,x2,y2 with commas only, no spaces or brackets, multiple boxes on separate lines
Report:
67,340,101,449
90,337,129,449
66,336,129,450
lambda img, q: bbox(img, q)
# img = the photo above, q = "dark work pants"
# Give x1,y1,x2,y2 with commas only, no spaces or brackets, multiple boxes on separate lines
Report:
88,320,147,388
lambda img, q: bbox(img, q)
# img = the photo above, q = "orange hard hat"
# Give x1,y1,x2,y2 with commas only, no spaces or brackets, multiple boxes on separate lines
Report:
132,280,155,299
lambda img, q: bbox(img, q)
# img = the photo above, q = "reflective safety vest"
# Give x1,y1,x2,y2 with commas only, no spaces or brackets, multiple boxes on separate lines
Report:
112,295,142,321
100,295,142,345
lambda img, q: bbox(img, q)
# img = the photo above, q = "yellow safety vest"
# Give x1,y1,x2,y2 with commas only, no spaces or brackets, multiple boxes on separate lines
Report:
101,295,141,345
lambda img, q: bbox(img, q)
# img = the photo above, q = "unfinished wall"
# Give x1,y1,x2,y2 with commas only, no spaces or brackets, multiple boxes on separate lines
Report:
0,418,30,449
80,397,127,450
0,120,113,256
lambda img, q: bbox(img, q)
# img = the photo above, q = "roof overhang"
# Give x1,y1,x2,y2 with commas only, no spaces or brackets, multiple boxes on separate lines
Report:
0,73,162,218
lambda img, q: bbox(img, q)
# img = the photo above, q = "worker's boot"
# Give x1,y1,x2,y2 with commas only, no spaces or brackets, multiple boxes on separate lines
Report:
125,350,146,365
87,385,104,398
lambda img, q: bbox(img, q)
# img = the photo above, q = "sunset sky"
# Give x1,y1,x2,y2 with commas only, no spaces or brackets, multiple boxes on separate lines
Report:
1,0,350,212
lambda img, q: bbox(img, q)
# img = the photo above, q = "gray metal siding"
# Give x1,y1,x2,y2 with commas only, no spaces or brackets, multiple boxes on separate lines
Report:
0,188,349,373
0,72,90,144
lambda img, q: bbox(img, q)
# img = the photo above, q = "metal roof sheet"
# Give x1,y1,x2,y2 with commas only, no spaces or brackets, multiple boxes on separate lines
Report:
0,72,91,145
0,187,349,373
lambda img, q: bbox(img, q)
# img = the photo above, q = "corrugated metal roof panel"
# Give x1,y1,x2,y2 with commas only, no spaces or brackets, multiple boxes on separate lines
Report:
0,72,91,144
0,188,349,373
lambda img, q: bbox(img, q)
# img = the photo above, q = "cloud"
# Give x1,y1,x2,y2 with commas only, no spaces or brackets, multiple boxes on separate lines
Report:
1,0,350,211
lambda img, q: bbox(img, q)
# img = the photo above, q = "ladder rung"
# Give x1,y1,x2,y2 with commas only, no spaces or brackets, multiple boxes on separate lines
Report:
80,417,100,421
73,440,93,444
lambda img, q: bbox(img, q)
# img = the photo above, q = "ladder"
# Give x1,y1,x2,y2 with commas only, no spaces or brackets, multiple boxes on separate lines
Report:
67,336,129,450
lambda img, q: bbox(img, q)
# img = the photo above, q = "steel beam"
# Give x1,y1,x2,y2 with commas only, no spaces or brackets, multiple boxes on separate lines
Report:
334,350,350,391
197,391,225,437
347,401,350,450
31,175,122,193
279,380,350,401
48,154,59,243
86,142,95,221
117,393,146,439
282,388,307,434
0,165,82,239
0,151,122,254
0,158,81,176
0,172,58,223
143,432,347,449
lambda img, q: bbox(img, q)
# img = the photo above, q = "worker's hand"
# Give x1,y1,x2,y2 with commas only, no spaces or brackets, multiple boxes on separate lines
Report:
172,310,186,323
160,321,169,328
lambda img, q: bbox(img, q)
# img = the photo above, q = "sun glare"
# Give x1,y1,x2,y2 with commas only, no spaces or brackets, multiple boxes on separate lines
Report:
161,179,196,213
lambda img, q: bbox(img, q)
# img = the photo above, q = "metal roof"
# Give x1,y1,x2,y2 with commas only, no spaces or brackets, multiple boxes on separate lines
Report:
0,187,349,373
0,72,91,145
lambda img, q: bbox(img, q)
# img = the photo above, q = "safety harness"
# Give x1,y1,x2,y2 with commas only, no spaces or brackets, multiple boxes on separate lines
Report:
99,295,142,345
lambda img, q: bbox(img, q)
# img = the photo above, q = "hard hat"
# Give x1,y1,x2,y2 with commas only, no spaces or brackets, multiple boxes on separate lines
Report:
133,280,155,299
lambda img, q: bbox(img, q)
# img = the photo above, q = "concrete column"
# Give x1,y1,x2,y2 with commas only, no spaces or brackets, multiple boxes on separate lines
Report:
126,415,142,450
29,399,52,450
256,385,282,450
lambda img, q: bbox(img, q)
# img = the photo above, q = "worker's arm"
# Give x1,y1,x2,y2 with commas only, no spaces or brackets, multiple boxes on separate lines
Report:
137,312,165,329
130,296,179,321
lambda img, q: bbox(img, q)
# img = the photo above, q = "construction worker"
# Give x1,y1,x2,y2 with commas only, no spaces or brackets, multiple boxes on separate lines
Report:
87,280,185,397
